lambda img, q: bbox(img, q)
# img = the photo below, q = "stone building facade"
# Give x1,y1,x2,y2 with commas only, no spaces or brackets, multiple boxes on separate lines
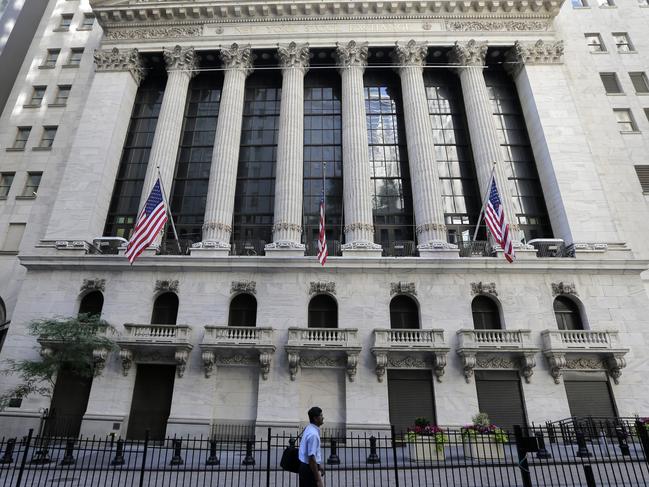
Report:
0,0,649,439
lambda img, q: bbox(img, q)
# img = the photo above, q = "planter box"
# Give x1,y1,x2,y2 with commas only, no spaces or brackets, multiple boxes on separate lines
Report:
463,434,505,460
409,437,445,462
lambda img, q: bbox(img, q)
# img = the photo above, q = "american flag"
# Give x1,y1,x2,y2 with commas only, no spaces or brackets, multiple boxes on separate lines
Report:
484,176,515,263
317,195,328,266
125,179,168,264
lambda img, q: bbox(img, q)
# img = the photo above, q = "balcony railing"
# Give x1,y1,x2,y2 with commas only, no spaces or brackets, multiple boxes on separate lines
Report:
373,329,446,349
528,239,575,258
457,240,495,257
457,329,535,350
120,324,192,343
202,326,274,347
287,327,359,348
305,239,342,257
541,329,623,351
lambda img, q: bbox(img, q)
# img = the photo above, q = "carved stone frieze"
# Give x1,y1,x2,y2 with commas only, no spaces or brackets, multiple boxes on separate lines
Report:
104,26,203,41
310,281,336,296
231,280,257,295
81,278,106,293
344,222,374,234
272,222,303,233
202,221,232,233
94,48,144,85
265,240,306,250
510,40,564,65
155,280,179,294
551,281,578,296
393,40,428,68
300,355,346,368
449,39,487,67
220,43,253,75
565,357,605,370
475,356,516,369
164,45,198,75
471,282,498,296
335,40,369,69
278,42,310,73
390,281,416,296
415,222,447,235
388,356,428,368
446,20,550,32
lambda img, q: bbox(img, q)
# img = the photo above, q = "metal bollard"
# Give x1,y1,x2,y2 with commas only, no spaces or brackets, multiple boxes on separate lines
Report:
60,439,76,465
535,431,552,459
0,438,16,464
206,439,220,465
616,428,630,456
110,439,126,466
327,438,341,465
366,436,380,464
575,430,591,458
170,439,184,466
242,440,255,466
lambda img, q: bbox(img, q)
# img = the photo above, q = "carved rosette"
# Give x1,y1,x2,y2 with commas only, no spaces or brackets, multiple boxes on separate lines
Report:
231,280,257,295
278,42,310,73
288,352,300,381
374,352,388,382
335,40,369,70
105,25,203,41
94,48,145,85
81,279,106,294
119,349,133,376
390,282,416,296
449,40,488,67
310,281,336,295
163,45,198,76
155,280,179,294
471,282,498,296
551,281,578,296
510,40,564,65
220,43,253,76
393,40,428,70
446,20,550,32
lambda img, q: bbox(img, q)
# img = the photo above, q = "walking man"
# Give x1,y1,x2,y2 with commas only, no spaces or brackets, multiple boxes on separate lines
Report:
299,406,325,487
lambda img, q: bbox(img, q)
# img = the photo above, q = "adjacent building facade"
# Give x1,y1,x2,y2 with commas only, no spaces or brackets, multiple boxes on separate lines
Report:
0,0,649,439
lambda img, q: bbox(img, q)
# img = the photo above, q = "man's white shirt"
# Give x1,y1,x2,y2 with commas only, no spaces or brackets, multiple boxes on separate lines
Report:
298,423,322,464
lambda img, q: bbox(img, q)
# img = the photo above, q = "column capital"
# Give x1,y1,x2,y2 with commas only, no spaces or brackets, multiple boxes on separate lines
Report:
335,40,369,70
505,40,564,76
449,40,487,67
393,40,428,69
94,47,144,85
220,43,253,76
163,45,199,77
278,42,310,73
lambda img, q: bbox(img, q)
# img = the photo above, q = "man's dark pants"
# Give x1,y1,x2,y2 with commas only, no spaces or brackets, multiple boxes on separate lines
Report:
298,461,317,487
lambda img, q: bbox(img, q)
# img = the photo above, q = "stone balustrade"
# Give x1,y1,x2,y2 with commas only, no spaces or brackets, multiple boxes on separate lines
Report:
287,327,360,348
121,323,192,343
541,329,620,350
457,329,535,350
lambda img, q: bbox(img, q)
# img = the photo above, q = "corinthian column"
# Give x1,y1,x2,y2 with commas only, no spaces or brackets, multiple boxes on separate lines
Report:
192,43,253,257
394,40,458,258
265,42,309,256
449,40,522,243
335,41,382,256
140,46,198,232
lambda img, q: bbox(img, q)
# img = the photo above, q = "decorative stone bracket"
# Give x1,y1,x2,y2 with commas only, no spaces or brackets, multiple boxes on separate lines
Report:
39,338,112,377
287,350,359,382
118,348,190,378
544,352,627,385
372,351,447,383
471,281,497,296
200,350,273,380
155,279,179,294
458,351,537,384
81,278,106,293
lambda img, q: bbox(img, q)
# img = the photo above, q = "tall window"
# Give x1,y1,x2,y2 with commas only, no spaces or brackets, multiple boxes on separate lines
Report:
364,70,414,252
169,73,222,246
303,69,343,255
79,291,104,317
425,70,481,243
12,127,31,149
21,172,42,197
232,70,281,253
629,72,649,94
485,69,552,240
390,295,419,329
38,126,57,148
151,293,179,325
613,33,634,52
308,295,337,328
554,296,584,330
42,49,60,68
613,109,638,132
599,73,623,94
53,85,71,105
66,48,84,67
472,295,502,330
104,73,164,239
0,173,14,198
28,86,47,106
228,294,257,327
585,34,606,53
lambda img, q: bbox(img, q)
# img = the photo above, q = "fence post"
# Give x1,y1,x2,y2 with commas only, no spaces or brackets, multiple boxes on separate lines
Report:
242,439,255,465
390,425,400,487
636,420,649,467
266,427,271,487
206,439,220,465
367,435,380,464
111,439,126,466
15,429,33,487
138,430,150,487
170,438,183,466
327,438,340,465
535,431,551,459
616,427,630,456
513,425,533,487
60,439,76,465
0,438,16,464
575,430,591,458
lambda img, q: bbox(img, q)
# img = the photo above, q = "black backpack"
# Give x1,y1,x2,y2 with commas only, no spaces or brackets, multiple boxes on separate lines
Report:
280,435,302,473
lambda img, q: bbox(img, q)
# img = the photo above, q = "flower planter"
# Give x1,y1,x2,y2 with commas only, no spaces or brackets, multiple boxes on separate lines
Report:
409,437,445,462
463,434,505,460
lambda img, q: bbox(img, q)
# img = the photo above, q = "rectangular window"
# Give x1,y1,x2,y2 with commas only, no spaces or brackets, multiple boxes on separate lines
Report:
630,72,649,93
22,172,42,197
80,13,94,29
42,49,59,68
613,33,634,52
38,126,57,148
634,166,649,193
53,85,71,105
57,14,73,30
2,223,26,252
28,86,47,106
599,73,623,94
614,109,638,132
585,34,606,52
0,173,14,198
66,48,83,66
12,127,31,149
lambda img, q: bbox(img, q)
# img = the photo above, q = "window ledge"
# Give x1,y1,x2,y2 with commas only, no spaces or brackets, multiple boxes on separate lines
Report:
52,28,70,32
618,51,638,54
5,147,25,152
38,65,56,70
636,92,649,96
620,130,641,134
32,146,52,151
590,51,609,54
606,93,625,96
62,64,80,69
76,27,93,31
0,251,19,255
599,4,617,7
47,103,67,108
22,104,42,108
572,5,591,8
15,195,36,200
0,196,7,200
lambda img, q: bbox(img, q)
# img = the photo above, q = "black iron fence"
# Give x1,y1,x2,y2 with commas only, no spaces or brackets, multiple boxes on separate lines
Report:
1,418,649,486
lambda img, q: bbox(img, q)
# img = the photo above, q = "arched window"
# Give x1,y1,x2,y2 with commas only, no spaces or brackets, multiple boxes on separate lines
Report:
78,291,104,317
554,296,584,331
308,295,337,328
151,292,179,325
472,296,502,330
390,295,419,329
228,294,257,327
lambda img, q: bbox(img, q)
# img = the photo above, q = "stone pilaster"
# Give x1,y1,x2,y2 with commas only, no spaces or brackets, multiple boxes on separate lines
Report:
44,48,144,245
265,42,309,256
192,44,253,256
394,40,458,258
139,46,198,246
335,41,382,256
449,40,522,244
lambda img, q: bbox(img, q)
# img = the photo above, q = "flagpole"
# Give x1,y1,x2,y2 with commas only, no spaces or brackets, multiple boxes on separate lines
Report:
156,167,182,254
471,162,498,243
